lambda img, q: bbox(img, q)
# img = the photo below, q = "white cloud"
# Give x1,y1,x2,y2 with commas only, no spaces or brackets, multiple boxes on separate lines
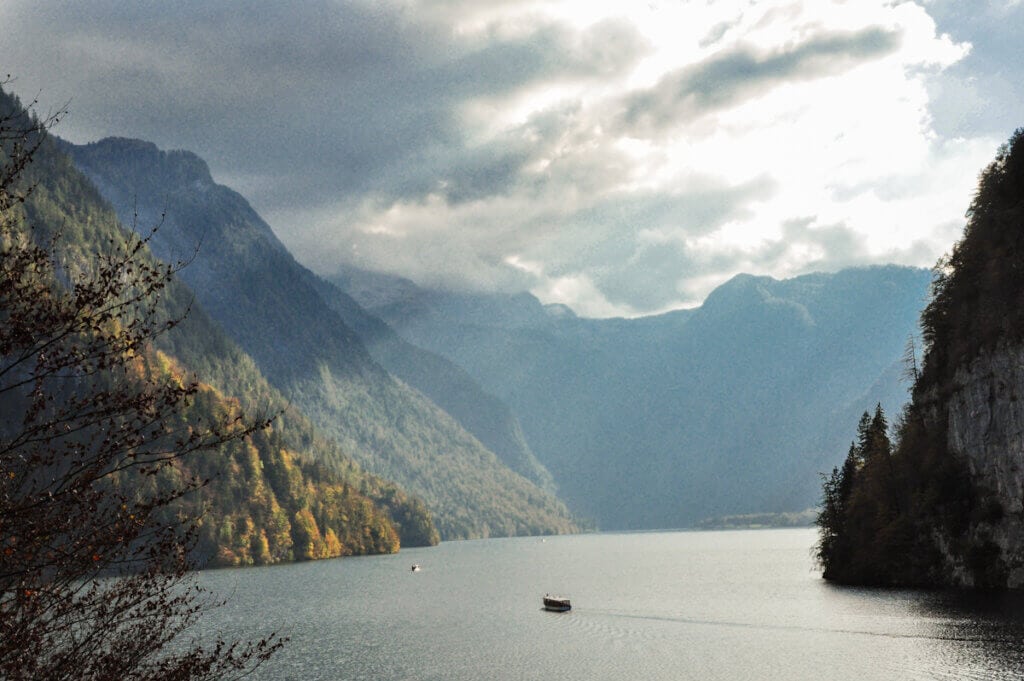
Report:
316,0,986,312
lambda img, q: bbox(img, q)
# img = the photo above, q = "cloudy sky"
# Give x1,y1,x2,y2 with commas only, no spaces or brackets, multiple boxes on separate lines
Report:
2,1,1022,316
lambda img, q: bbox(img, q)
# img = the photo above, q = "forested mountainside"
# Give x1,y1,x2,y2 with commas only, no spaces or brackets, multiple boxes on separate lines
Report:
0,87,438,567
818,129,1024,589
335,265,931,530
306,275,556,494
66,137,576,539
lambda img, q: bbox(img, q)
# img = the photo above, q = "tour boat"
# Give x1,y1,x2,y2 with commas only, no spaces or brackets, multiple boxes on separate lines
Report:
411,564,421,572
542,595,571,612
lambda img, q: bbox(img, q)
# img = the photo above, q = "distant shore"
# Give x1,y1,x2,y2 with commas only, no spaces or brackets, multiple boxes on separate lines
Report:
695,508,817,530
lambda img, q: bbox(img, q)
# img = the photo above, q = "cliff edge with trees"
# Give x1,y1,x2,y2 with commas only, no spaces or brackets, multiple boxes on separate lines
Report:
817,129,1024,589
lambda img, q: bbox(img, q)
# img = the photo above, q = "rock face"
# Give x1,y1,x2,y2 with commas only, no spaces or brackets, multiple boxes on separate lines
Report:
945,344,1024,587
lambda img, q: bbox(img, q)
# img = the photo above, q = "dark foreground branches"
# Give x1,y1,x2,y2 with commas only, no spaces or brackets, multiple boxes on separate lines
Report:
0,90,283,679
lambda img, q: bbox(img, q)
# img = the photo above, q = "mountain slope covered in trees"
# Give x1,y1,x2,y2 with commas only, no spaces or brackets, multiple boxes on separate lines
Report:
65,137,576,539
336,265,931,530
817,129,1024,589
0,88,295,681
1,88,438,567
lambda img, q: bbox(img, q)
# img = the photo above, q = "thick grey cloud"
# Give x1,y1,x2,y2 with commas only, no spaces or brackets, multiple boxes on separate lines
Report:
616,26,901,135
1,0,647,210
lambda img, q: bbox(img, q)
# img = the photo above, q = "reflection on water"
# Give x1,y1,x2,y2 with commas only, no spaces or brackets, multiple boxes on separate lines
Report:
195,529,1024,681
902,588,1024,678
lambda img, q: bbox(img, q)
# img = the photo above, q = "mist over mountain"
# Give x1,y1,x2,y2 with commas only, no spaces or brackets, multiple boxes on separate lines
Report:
336,265,932,529
65,137,576,540
65,134,933,534
304,275,556,494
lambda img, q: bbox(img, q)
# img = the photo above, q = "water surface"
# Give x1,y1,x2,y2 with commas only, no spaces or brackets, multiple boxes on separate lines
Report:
196,528,1024,680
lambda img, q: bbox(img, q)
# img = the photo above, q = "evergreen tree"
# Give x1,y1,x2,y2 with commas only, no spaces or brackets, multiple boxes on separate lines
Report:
867,404,891,462
816,405,908,584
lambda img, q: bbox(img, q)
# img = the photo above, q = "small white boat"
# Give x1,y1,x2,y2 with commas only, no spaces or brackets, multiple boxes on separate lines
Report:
542,594,571,612
411,564,421,572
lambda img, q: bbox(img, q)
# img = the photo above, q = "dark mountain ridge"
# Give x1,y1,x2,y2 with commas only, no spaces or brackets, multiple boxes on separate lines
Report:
66,136,575,539
0,88,437,567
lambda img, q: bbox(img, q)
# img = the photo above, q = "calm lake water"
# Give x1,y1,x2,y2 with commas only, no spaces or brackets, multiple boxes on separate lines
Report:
195,528,1024,680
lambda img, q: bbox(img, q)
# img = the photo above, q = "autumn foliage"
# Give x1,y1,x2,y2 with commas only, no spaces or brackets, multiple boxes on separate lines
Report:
0,90,286,680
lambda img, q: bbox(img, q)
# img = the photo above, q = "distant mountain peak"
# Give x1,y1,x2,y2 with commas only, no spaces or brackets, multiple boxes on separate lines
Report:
543,303,576,319
698,272,778,315
68,136,215,189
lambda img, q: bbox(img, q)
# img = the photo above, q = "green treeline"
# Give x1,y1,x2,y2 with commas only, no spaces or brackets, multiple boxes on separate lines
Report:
816,129,1024,588
295,367,580,540
2,88,438,566
815,404,985,585
921,129,1024,387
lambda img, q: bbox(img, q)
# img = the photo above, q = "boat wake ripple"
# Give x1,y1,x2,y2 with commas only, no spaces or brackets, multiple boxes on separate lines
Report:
567,608,1018,646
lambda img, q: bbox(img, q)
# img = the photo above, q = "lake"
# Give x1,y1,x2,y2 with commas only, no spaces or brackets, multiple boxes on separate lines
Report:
195,528,1024,680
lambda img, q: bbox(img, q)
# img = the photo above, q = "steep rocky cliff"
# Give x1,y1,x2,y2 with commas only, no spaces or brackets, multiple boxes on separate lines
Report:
943,344,1024,586
922,128,1024,588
